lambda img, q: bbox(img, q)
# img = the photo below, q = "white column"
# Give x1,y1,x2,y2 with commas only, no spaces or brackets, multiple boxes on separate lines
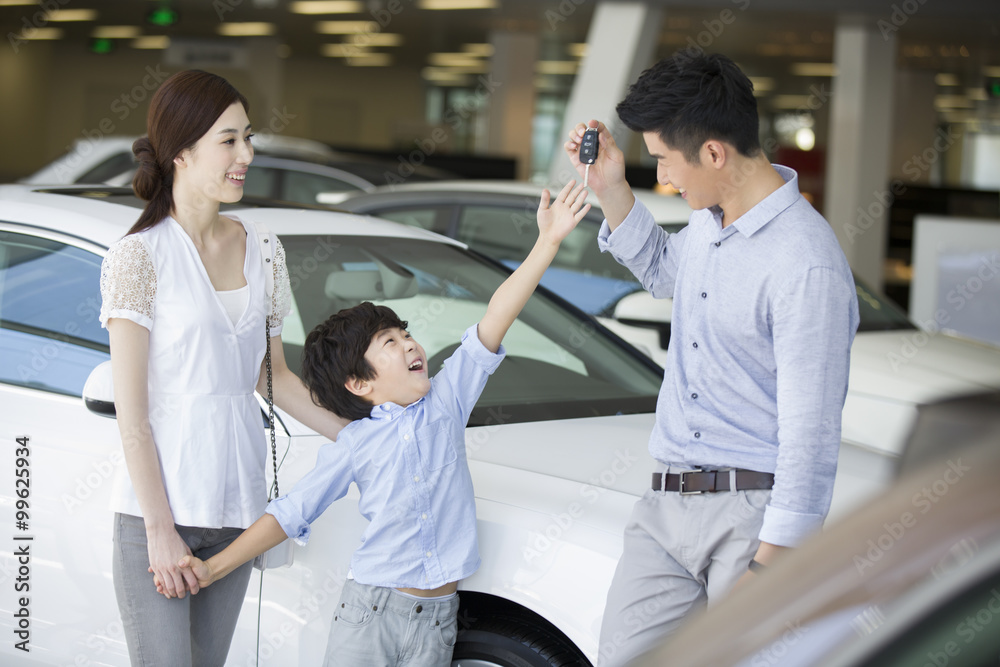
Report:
823,16,897,291
487,31,539,181
548,1,663,185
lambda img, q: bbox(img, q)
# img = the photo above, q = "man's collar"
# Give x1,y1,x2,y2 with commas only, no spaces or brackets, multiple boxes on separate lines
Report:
730,164,801,238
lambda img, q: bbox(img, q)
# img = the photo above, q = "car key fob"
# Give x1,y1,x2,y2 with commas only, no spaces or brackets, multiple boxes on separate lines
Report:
579,128,599,164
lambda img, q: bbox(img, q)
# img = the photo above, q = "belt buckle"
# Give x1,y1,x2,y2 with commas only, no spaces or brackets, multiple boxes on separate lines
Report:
678,468,703,495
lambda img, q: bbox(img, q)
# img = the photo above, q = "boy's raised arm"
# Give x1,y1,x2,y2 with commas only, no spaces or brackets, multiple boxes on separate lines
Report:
477,180,590,353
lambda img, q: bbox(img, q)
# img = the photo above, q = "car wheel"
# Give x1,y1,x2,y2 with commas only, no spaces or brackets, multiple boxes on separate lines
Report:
452,617,588,667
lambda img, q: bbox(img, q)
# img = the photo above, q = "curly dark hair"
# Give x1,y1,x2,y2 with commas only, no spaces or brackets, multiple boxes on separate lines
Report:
616,52,761,164
301,302,408,421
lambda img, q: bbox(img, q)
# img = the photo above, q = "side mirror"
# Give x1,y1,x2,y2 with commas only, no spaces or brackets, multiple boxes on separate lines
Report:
613,291,674,350
83,360,116,418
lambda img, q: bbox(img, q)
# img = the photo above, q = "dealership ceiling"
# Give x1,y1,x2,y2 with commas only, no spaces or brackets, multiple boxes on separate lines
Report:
2,0,999,120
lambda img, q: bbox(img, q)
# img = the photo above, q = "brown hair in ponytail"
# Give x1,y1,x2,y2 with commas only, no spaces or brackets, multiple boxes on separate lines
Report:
128,70,249,235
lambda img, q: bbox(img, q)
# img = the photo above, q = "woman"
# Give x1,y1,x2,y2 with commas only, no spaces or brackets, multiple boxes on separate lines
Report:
99,70,348,666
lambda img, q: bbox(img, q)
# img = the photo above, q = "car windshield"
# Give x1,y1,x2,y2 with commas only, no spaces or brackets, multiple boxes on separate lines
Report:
277,234,662,426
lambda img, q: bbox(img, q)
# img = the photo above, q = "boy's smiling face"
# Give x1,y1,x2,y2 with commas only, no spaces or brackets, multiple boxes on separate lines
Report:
349,327,430,407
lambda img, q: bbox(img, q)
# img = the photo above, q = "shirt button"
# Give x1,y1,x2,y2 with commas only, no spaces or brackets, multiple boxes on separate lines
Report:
715,242,721,247
416,605,423,613
692,342,698,349
413,475,420,482
421,513,428,520
425,551,432,558
403,434,410,441
701,292,707,299
691,393,698,399
694,432,701,438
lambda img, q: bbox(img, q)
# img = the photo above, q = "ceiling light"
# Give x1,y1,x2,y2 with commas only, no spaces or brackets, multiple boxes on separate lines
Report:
20,27,63,40
461,43,493,57
92,26,142,39
566,43,587,58
132,35,170,49
748,76,776,93
217,22,276,36
794,127,816,151
429,52,482,67
418,0,497,9
934,95,973,109
935,73,960,86
47,9,98,21
347,53,392,66
290,1,363,13
984,66,1000,78
315,20,377,34
536,61,578,75
791,62,836,77
422,67,472,84
770,95,813,109
0,0,36,5
347,32,402,46
321,43,369,57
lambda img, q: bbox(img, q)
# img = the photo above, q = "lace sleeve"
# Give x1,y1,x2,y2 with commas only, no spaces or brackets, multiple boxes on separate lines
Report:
268,236,292,334
99,235,156,330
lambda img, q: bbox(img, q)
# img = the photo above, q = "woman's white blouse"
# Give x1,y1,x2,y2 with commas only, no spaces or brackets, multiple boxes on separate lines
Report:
99,216,291,529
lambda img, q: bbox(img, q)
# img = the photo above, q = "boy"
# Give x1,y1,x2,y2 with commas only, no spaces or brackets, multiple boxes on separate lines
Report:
167,180,592,666
563,53,859,665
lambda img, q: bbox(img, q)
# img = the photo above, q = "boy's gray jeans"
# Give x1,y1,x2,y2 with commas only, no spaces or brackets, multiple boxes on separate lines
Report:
323,578,460,666
112,512,254,667
597,477,771,667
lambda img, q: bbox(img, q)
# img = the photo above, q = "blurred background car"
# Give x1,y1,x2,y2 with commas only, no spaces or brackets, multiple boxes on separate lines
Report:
630,390,1000,667
19,134,457,205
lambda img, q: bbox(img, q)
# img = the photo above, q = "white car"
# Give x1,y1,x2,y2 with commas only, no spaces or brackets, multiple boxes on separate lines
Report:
0,184,664,666
336,181,1000,520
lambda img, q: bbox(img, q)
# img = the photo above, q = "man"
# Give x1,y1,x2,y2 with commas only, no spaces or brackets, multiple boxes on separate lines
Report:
564,53,859,666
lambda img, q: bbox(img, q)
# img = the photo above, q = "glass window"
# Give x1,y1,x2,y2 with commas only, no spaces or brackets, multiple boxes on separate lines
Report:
372,207,452,235
243,166,280,200
456,205,642,315
0,231,109,396
281,170,364,205
75,152,138,184
277,234,660,425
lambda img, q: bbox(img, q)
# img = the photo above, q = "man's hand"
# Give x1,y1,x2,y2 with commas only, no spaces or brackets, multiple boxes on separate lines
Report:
564,120,628,197
537,180,591,246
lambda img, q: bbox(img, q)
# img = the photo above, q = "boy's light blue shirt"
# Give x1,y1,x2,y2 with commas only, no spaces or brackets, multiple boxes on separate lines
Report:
266,324,505,590
598,165,859,547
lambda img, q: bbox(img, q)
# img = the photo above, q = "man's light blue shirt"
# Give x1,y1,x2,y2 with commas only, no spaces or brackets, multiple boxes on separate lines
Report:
598,165,859,546
267,324,505,589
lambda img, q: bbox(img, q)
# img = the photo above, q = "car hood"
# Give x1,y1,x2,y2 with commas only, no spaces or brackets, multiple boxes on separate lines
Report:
849,330,1000,404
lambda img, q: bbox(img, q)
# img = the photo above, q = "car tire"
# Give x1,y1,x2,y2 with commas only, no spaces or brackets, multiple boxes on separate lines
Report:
452,617,588,667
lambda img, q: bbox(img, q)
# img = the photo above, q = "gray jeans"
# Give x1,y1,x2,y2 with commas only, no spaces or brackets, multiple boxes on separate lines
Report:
112,512,254,667
324,579,460,667
597,476,771,667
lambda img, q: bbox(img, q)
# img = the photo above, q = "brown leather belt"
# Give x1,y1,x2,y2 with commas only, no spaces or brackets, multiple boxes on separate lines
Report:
651,469,774,494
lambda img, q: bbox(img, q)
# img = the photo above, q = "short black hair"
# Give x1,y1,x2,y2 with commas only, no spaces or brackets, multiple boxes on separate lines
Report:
301,302,408,421
616,52,761,164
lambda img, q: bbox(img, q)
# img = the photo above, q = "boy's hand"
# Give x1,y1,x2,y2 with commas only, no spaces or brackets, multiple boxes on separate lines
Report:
537,180,591,246
564,120,627,196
